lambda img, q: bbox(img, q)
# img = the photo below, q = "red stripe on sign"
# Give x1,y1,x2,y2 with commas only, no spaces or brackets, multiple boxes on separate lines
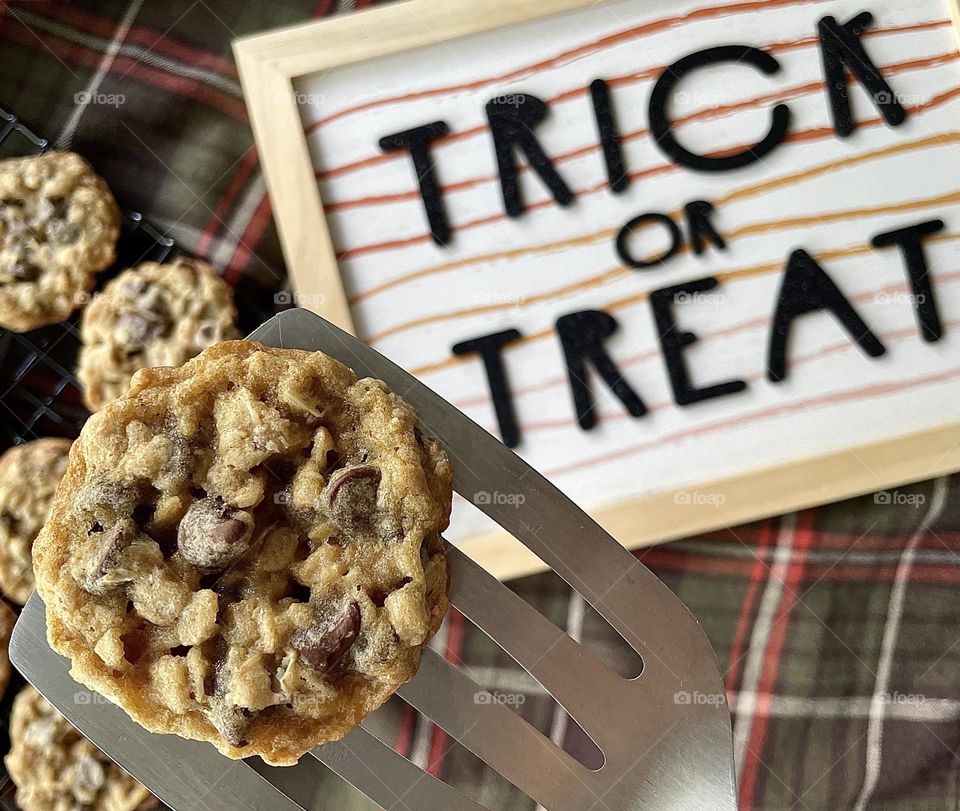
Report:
726,519,779,694
738,510,816,811
304,0,828,133
334,85,960,261
321,35,952,197
427,609,466,778
544,365,960,479
197,146,260,257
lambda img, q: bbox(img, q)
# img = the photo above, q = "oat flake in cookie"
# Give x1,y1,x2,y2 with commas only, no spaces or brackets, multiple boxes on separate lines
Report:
78,257,241,411
5,686,155,811
0,437,72,604
0,151,120,332
34,341,453,765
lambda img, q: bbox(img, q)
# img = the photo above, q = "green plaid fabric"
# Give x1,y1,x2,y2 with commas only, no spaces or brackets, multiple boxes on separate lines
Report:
0,2,958,810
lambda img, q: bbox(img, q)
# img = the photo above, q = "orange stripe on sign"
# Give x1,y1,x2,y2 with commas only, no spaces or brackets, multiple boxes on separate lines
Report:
352,130,960,305
336,86,960,262
543,366,960,479
364,190,960,344
519,312,960,434
410,133,960,377
326,46,957,211
314,18,949,182
451,272,960,419
305,0,831,134
407,229,960,378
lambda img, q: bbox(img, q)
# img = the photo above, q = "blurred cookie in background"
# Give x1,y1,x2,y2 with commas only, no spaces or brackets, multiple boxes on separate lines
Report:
0,438,72,604
0,152,120,332
0,601,15,701
5,686,155,811
78,258,240,411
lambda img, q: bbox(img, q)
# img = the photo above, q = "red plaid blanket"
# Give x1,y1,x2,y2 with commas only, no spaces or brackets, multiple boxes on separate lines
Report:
0,2,957,809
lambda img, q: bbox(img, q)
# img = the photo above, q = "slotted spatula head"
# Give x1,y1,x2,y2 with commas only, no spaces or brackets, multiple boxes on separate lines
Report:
11,308,735,810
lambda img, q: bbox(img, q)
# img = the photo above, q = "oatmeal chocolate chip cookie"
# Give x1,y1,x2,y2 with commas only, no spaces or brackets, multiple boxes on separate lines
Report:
0,152,120,332
0,601,15,700
0,438,72,604
78,258,241,411
5,686,155,811
35,340,453,765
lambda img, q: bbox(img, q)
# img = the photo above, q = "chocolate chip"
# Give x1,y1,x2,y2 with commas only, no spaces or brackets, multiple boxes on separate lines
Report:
49,197,69,219
8,259,40,282
178,497,254,570
0,511,20,536
83,518,137,595
291,602,361,674
324,465,381,531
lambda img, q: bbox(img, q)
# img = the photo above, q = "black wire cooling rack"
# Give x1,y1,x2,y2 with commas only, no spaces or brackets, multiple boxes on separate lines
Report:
0,105,283,453
0,105,285,809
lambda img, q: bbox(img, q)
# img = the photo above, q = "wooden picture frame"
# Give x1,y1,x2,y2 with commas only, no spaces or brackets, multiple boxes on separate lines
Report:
235,0,960,581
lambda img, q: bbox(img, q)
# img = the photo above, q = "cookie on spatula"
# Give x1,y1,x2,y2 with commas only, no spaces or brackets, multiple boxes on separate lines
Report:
34,340,452,765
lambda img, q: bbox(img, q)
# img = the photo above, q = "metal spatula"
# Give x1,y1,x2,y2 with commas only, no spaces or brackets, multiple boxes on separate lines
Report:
10,308,736,810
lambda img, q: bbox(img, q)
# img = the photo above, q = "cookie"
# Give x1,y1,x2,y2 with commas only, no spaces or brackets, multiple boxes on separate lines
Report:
78,258,241,411
0,601,16,701
5,686,154,811
0,151,120,332
35,340,452,765
0,438,72,604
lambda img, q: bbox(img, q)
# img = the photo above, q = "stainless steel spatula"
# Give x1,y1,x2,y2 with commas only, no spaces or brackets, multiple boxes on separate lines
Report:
10,308,736,810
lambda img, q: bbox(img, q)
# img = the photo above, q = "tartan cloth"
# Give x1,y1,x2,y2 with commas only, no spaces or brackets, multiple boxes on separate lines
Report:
0,2,958,809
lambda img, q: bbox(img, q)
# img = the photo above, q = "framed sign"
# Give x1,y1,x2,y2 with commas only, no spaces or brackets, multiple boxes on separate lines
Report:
235,0,960,580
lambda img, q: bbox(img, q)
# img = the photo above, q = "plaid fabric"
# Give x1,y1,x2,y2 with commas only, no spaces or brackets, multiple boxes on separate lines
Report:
0,2,958,810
